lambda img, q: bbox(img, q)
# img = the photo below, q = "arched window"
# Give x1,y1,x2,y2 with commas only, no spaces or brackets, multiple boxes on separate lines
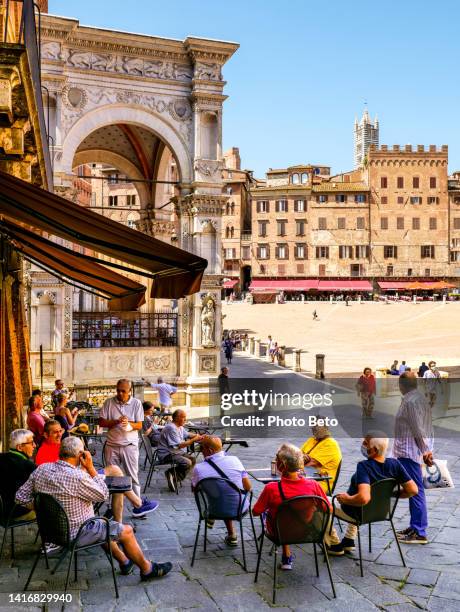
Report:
301,172,309,184
225,226,230,238
230,227,235,238
225,203,230,215
231,202,235,215
227,186,233,195
291,173,300,184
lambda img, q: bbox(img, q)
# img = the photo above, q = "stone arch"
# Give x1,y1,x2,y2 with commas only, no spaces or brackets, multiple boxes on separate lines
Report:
60,104,193,185
73,149,151,208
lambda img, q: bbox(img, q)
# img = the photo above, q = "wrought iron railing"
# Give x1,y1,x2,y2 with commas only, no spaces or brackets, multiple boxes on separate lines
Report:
72,311,178,349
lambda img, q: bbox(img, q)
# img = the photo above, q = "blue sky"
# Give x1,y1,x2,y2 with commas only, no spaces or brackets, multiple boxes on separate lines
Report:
50,0,460,177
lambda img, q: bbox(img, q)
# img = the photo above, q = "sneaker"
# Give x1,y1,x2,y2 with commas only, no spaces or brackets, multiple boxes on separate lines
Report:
326,543,345,556
119,559,134,575
224,534,238,547
42,543,62,555
132,499,159,518
141,561,173,581
341,537,356,552
165,470,176,493
396,527,413,537
279,555,293,570
398,530,428,544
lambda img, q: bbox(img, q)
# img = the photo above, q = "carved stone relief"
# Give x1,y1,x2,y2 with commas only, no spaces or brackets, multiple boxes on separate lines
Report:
108,354,135,372
199,355,217,374
194,159,222,182
51,48,194,82
144,355,172,371
194,62,222,81
36,290,57,304
63,285,72,349
35,359,56,378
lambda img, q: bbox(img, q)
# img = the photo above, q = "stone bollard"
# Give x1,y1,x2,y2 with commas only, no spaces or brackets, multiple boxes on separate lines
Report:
249,337,255,354
294,349,302,372
255,338,261,357
315,353,325,379
277,346,286,367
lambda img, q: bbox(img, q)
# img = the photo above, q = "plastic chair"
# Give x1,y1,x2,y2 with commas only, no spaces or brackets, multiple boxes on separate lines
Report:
328,459,342,495
330,478,405,577
24,493,119,597
191,477,258,572
142,434,179,495
254,495,336,603
0,494,37,560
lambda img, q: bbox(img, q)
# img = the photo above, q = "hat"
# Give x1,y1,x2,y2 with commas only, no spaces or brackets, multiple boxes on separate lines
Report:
70,423,89,435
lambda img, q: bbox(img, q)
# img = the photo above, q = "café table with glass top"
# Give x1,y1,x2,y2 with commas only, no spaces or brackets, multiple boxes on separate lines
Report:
247,466,331,486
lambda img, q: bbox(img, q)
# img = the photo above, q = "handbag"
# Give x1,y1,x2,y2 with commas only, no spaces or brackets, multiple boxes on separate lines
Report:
422,460,454,489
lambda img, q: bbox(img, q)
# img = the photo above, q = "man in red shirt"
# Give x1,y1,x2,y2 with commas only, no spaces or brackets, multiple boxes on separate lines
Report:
253,443,330,570
35,420,63,465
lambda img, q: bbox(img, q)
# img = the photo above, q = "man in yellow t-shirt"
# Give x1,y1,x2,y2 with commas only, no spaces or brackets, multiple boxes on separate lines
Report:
301,424,342,494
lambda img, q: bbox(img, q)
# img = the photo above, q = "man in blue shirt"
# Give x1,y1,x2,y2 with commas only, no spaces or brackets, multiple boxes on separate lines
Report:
327,434,418,555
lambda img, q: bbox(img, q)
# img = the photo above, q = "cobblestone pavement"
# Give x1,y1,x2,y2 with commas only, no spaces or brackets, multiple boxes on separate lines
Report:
1,354,460,611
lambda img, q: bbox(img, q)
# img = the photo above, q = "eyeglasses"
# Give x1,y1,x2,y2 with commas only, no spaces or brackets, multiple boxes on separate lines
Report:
21,440,35,446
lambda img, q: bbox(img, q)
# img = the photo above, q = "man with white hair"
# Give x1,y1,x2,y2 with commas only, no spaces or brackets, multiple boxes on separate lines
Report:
16,437,172,581
142,376,177,413
0,429,36,521
327,434,418,556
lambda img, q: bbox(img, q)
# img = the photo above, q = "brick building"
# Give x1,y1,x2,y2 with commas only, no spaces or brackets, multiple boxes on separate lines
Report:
222,144,459,299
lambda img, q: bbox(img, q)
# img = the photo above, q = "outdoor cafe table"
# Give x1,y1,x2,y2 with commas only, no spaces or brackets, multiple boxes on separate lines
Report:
94,475,132,516
248,466,331,486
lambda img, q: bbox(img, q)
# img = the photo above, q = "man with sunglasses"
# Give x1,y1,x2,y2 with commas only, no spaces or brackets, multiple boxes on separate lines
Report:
100,379,154,516
0,429,37,521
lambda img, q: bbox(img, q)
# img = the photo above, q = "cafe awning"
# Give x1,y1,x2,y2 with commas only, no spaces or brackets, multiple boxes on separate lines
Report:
0,170,207,299
317,280,373,291
0,219,146,311
250,279,319,292
378,280,455,291
223,279,238,289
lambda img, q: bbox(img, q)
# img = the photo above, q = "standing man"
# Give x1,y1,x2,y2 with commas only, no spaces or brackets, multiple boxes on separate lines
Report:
51,379,74,411
142,377,177,414
423,360,441,408
267,336,276,362
312,310,318,321
99,379,144,498
392,372,434,544
418,361,429,378
218,366,230,395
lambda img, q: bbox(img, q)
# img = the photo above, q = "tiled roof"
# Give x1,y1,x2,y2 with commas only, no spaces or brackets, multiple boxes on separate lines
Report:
312,182,369,192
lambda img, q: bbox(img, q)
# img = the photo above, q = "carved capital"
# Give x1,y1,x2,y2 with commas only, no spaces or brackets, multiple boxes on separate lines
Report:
0,65,21,124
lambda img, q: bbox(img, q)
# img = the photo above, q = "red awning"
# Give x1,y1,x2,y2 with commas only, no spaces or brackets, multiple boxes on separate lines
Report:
250,280,319,292
223,279,238,289
317,280,373,291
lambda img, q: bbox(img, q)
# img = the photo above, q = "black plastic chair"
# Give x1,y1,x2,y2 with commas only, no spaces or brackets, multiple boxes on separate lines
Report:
330,478,405,577
328,459,342,495
254,495,336,604
191,477,258,572
24,493,119,597
142,435,179,495
0,494,37,560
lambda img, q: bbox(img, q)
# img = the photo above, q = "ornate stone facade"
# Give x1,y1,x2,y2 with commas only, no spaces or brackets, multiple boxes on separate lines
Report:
30,14,238,400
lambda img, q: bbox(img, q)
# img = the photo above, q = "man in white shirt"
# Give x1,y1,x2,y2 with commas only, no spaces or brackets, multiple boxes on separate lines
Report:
142,377,177,413
423,360,441,407
99,379,144,498
191,436,251,547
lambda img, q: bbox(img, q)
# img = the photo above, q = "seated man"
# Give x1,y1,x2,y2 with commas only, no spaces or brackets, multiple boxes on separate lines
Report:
157,409,203,492
0,429,37,521
16,437,171,580
253,443,330,571
191,436,251,547
327,434,418,555
301,422,342,494
35,420,63,465
142,401,162,446
35,425,156,521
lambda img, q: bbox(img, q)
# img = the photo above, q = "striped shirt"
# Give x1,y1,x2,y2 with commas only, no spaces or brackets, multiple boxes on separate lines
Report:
392,389,433,464
16,460,108,538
